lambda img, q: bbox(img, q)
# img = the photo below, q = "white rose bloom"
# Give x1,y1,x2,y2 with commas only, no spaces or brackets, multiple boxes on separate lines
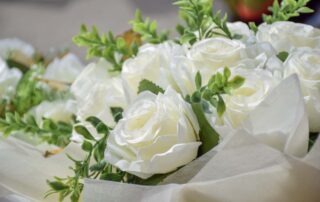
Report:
265,55,285,79
283,48,320,132
43,53,84,83
76,78,126,127
0,38,35,59
29,99,76,126
105,88,201,179
169,56,198,97
256,21,320,52
0,58,22,99
71,59,126,140
122,42,185,99
188,37,245,83
224,68,277,127
227,21,255,44
238,42,277,70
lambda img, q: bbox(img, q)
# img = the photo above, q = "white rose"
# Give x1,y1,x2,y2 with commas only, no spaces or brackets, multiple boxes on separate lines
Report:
224,68,277,127
71,59,112,105
227,21,255,44
256,21,320,52
0,38,35,59
105,88,201,179
238,42,277,70
43,53,84,83
283,48,320,132
188,37,245,74
169,56,198,97
76,78,126,127
29,99,76,126
71,59,126,140
0,58,22,99
122,42,185,99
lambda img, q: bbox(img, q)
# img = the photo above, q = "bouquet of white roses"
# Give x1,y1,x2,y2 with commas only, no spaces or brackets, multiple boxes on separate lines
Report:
0,0,320,202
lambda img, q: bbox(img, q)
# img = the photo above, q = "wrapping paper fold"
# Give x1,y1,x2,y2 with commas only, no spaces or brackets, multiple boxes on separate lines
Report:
83,133,320,202
0,138,82,202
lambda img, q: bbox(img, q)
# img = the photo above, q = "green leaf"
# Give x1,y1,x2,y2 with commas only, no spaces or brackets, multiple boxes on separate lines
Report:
223,67,231,80
5,58,29,73
191,102,219,155
96,122,109,135
42,119,57,131
85,116,102,128
277,51,289,62
309,132,319,151
248,22,258,33
229,76,245,89
47,181,69,191
74,125,95,141
100,173,123,181
297,7,313,13
89,161,107,172
216,95,226,117
195,71,202,90
191,91,201,103
93,140,106,162
110,107,123,123
138,79,165,95
134,173,172,185
81,141,93,152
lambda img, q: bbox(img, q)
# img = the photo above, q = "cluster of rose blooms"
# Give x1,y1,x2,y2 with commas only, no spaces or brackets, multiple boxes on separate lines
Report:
1,20,319,179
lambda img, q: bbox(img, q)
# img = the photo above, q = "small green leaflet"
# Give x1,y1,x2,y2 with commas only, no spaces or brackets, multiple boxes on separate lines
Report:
110,107,124,123
277,51,289,62
138,79,165,95
74,125,95,140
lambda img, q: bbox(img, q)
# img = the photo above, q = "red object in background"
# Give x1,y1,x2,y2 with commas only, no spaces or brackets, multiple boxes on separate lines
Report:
235,0,274,22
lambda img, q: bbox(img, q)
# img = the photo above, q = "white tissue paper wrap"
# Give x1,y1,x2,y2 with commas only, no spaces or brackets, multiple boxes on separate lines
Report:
0,76,319,202
0,138,83,202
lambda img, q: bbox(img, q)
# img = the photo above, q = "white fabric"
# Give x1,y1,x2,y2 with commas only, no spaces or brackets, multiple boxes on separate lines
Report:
83,133,320,202
0,137,82,202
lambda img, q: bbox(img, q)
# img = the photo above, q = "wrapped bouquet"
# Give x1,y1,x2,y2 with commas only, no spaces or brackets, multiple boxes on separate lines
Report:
0,0,319,201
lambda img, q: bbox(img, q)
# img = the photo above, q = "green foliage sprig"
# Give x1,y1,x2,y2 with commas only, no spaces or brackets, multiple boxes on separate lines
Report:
263,0,314,24
174,0,233,44
46,117,126,202
0,112,72,147
73,25,139,72
186,68,245,154
189,68,245,117
130,10,169,44
12,67,70,115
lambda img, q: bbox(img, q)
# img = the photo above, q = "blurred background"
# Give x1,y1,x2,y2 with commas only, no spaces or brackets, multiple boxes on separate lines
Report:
0,0,319,57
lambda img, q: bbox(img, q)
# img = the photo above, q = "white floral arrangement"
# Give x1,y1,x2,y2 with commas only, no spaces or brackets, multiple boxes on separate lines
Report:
0,0,319,202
